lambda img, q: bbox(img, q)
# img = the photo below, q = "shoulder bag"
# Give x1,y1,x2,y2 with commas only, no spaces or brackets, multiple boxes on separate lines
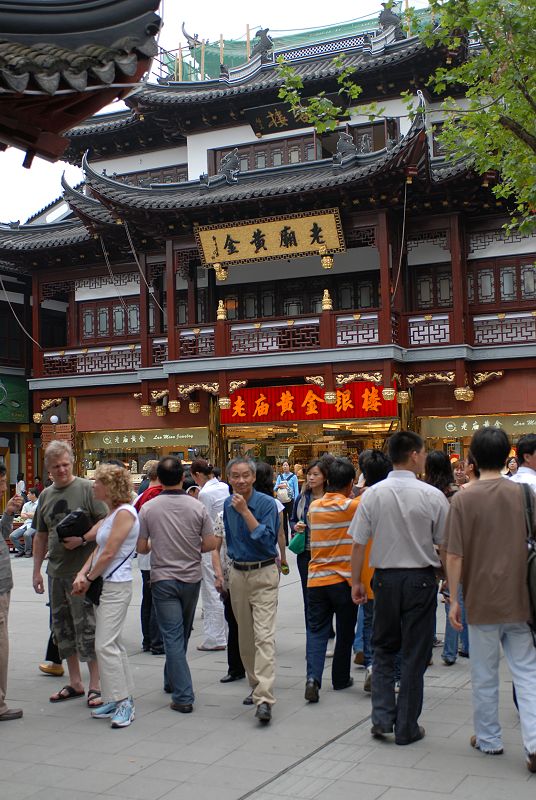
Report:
85,549,135,606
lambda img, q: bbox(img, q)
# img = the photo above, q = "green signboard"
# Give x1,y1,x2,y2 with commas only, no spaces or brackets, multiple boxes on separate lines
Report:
83,427,209,450
0,375,28,423
421,414,536,439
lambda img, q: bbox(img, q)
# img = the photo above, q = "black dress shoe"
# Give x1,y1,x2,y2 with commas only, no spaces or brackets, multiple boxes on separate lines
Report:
243,691,254,705
163,685,172,694
220,673,246,683
170,702,193,713
396,725,425,745
371,723,393,739
0,708,23,721
304,678,320,703
333,677,354,691
255,702,271,723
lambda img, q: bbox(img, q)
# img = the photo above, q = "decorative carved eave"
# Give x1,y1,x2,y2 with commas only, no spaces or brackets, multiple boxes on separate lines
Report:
0,0,161,162
406,372,455,386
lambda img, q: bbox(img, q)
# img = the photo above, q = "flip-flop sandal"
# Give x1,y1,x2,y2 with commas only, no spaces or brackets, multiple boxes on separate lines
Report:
87,689,102,708
50,685,85,703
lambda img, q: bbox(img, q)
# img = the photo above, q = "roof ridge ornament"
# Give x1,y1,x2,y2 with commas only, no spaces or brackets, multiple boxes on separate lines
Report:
379,2,407,41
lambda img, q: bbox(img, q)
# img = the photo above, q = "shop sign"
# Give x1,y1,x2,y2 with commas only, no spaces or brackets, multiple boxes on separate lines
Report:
421,414,536,439
25,441,34,487
0,375,29,423
83,427,209,450
41,424,74,447
195,208,345,266
221,382,397,425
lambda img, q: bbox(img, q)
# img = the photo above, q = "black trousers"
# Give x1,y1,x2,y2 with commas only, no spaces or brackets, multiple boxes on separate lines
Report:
223,592,245,677
141,570,163,651
371,567,437,743
306,582,357,689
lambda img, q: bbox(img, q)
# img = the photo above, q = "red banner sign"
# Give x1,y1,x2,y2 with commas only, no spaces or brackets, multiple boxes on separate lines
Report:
220,382,397,425
25,440,34,487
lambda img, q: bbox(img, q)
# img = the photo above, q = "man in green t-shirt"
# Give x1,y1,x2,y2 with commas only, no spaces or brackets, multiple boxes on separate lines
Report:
33,441,107,704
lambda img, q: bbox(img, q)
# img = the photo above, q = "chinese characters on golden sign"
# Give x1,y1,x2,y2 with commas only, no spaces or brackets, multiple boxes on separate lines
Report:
194,209,345,267
222,383,397,424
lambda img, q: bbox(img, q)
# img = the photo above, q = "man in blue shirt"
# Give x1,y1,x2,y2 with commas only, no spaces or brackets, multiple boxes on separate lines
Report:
223,458,279,724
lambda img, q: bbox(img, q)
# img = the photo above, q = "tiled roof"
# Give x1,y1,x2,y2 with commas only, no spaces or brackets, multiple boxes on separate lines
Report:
61,177,116,225
68,111,141,138
0,219,91,251
80,115,426,211
134,37,427,108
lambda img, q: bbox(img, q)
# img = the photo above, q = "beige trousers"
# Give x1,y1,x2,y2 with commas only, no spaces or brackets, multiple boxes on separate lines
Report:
229,563,279,706
0,592,10,716
95,581,134,703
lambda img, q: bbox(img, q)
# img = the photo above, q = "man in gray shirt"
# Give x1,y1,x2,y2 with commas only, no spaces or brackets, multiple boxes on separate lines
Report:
0,463,24,720
350,431,449,746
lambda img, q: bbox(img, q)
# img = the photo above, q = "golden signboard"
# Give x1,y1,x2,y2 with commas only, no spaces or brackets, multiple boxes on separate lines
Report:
194,208,345,266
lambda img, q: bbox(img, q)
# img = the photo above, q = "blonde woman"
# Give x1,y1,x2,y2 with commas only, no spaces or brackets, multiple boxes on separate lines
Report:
72,464,139,728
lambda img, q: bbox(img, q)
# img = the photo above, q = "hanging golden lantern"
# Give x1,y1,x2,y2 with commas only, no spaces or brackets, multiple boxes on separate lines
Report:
168,400,181,413
324,390,337,405
213,263,228,281
382,387,397,401
32,412,43,424
321,253,334,270
155,405,167,416
218,397,231,410
140,405,152,416
397,390,410,405
189,401,201,414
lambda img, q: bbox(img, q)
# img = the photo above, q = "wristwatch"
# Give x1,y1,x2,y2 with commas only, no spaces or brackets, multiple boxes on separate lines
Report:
85,572,94,582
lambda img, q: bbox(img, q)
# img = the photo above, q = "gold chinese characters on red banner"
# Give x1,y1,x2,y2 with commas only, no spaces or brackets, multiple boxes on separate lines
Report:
195,208,345,266
220,382,397,425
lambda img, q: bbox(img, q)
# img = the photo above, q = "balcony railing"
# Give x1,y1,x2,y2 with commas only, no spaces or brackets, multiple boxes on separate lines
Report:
407,314,451,346
473,311,536,345
151,337,168,365
177,326,215,358
229,318,320,355
336,313,379,347
42,344,141,376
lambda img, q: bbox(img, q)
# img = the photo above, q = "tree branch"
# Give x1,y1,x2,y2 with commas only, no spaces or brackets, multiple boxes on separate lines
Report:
498,115,536,155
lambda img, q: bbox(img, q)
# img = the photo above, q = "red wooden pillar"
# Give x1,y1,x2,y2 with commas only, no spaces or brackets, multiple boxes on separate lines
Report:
139,253,150,367
450,214,466,344
377,211,392,344
67,286,77,347
31,274,43,375
165,240,178,360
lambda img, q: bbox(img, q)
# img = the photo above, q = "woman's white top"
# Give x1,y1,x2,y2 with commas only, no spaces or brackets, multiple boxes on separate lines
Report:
198,477,230,522
95,503,139,582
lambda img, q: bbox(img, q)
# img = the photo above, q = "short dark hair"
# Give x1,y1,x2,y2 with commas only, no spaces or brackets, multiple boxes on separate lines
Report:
28,486,40,498
466,450,480,478
388,431,424,465
212,467,221,479
157,456,184,487
254,462,275,497
0,465,6,477
469,428,510,471
358,449,373,472
517,434,536,467
190,458,213,477
363,450,392,487
327,457,356,492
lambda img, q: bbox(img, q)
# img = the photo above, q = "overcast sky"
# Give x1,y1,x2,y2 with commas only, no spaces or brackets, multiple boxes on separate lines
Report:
0,0,428,224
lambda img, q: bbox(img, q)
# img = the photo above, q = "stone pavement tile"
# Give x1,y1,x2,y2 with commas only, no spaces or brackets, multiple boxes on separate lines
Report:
298,779,388,800
82,753,159,776
118,739,195,760
238,735,313,758
453,775,535,799
0,781,41,800
378,789,455,800
165,743,232,765
263,773,333,798
56,770,126,794
319,742,374,762
342,762,463,793
159,784,246,800
105,775,179,800
186,763,273,792
361,744,431,768
215,748,299,773
0,758,31,779
26,788,102,800
10,763,90,789
289,757,355,780
134,759,204,783
417,751,532,781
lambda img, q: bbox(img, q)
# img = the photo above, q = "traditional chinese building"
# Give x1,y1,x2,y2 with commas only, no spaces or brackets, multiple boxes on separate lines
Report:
0,13,535,478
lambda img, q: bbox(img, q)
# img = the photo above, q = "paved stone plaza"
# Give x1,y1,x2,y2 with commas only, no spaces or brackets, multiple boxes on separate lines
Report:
2,555,533,800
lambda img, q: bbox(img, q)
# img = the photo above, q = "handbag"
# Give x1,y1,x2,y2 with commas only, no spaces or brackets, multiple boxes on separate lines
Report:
522,484,536,630
289,531,305,555
85,549,135,606
56,508,93,541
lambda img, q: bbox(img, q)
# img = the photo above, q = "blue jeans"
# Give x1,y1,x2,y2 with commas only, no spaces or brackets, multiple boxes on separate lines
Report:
469,623,536,755
151,579,201,706
306,582,357,689
442,587,469,662
353,604,364,652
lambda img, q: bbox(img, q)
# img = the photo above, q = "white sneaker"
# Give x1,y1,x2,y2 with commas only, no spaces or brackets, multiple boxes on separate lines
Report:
326,641,335,658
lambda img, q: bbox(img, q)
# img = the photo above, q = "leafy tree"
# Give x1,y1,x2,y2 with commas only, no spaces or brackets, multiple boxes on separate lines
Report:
277,1,536,232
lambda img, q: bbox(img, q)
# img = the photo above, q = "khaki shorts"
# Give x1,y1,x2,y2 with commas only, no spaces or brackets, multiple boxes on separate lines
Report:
49,575,96,662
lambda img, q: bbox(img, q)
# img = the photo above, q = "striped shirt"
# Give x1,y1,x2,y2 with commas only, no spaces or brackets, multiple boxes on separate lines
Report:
307,492,361,588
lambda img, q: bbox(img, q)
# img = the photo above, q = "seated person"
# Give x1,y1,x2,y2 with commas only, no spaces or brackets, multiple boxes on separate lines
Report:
10,487,39,557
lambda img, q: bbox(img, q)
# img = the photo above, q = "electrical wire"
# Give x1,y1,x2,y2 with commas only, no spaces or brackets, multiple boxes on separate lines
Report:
99,235,129,313
123,220,166,315
0,275,42,349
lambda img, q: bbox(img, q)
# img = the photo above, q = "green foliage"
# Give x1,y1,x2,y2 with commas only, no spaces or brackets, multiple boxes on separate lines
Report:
277,1,536,232
422,0,536,232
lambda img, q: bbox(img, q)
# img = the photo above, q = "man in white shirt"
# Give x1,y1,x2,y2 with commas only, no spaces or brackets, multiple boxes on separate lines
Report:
10,487,39,557
350,431,449,746
509,434,536,494
191,459,229,651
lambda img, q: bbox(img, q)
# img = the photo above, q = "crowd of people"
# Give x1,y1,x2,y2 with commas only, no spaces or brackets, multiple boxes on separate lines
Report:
1,431,536,772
